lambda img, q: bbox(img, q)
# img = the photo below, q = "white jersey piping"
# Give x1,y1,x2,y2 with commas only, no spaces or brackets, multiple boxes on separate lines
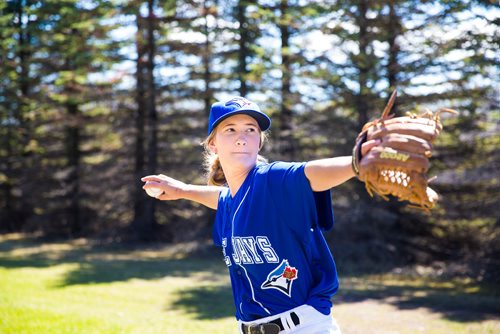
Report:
232,185,271,316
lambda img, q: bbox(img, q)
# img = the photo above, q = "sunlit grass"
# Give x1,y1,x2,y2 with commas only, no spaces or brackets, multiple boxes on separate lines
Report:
0,234,236,334
0,263,236,334
0,234,498,334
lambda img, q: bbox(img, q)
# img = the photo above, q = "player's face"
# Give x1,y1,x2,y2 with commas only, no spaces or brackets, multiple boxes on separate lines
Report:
211,114,261,172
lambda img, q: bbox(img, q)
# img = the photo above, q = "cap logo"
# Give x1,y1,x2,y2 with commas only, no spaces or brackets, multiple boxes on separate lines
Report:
225,97,252,109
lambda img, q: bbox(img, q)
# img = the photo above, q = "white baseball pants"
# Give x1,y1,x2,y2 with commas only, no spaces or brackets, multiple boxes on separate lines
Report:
238,304,342,334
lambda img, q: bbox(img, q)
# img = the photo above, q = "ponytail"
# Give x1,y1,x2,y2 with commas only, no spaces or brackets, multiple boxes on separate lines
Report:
204,153,227,186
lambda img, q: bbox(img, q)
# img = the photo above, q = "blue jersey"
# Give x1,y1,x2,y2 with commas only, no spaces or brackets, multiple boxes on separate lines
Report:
213,161,339,321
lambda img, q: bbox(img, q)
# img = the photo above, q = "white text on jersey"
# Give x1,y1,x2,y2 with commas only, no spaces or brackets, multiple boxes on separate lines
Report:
222,236,279,266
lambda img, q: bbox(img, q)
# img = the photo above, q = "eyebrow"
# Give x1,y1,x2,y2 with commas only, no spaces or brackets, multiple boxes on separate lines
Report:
222,122,258,127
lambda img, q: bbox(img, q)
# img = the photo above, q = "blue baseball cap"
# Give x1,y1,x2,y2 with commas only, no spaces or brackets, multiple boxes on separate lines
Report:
208,96,271,135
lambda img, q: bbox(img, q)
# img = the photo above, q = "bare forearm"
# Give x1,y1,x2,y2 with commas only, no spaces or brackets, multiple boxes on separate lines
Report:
142,174,222,210
181,184,223,210
304,156,355,192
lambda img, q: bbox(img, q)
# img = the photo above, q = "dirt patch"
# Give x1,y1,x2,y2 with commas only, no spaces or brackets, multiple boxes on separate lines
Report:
334,299,500,334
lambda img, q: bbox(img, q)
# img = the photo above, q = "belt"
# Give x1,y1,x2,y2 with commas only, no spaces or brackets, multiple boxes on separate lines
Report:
241,312,300,334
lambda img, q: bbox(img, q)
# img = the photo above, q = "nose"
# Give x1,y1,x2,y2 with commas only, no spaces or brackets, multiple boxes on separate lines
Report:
236,134,247,146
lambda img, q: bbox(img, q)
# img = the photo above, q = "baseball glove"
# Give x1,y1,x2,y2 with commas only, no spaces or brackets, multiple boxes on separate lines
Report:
352,91,457,211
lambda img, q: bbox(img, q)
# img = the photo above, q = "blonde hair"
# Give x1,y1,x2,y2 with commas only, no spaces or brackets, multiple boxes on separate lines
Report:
202,129,268,186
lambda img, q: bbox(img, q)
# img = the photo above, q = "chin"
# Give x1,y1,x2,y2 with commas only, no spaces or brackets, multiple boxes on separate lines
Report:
229,157,257,170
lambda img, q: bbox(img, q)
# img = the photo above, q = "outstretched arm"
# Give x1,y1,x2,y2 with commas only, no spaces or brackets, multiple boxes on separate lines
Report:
141,175,223,210
304,140,379,192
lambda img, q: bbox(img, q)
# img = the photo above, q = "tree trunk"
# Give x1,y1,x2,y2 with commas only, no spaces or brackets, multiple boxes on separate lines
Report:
65,100,81,236
387,0,401,114
203,0,213,115
278,0,295,160
2,1,31,230
146,0,158,173
144,0,158,236
356,0,369,128
3,109,14,231
131,9,154,241
237,0,248,97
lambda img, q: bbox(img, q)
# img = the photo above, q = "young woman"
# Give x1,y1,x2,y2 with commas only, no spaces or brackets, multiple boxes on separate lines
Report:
141,97,377,334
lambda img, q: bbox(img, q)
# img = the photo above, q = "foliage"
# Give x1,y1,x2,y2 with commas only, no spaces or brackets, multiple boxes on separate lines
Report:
0,0,498,278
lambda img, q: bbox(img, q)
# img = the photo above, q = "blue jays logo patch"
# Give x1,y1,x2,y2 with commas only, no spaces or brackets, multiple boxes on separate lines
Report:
225,97,252,108
261,259,298,297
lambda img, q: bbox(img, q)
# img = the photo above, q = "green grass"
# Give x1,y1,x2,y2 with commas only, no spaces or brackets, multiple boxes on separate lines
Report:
334,274,500,334
0,234,499,334
0,234,236,334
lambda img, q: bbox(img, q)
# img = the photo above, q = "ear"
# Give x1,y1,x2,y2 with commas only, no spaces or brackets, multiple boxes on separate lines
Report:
208,138,217,154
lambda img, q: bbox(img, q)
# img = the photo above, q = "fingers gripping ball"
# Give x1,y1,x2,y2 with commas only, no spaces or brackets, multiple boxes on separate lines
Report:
146,188,163,198
352,90,457,211
144,182,164,198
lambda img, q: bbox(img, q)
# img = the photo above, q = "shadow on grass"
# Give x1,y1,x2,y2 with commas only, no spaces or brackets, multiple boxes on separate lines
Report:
0,234,237,320
170,285,235,319
2,235,499,324
0,234,226,286
336,276,500,323
57,258,225,286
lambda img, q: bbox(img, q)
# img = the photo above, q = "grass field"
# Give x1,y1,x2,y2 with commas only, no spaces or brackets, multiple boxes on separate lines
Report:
0,233,498,334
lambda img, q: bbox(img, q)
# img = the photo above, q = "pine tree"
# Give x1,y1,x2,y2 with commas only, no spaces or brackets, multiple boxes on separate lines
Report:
0,0,123,236
130,0,161,240
0,0,36,230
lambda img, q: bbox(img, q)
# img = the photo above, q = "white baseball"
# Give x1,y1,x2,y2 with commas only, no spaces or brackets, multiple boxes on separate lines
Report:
145,187,163,198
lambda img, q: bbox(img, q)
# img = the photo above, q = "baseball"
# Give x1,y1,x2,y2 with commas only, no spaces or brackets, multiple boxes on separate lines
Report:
145,187,163,198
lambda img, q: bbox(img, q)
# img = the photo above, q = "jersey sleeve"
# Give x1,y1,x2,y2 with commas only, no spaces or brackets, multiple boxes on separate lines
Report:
212,187,230,247
265,162,334,233
313,189,334,231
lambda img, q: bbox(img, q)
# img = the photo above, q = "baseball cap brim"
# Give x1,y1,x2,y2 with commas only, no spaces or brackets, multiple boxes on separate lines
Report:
210,109,271,134
208,97,272,135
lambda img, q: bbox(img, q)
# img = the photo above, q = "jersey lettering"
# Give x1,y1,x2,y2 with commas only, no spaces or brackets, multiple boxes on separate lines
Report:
222,236,278,267
241,237,264,264
221,238,231,267
233,237,253,264
231,238,242,264
256,236,279,263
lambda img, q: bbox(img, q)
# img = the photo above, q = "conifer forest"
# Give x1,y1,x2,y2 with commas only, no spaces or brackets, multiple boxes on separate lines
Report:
1,0,499,281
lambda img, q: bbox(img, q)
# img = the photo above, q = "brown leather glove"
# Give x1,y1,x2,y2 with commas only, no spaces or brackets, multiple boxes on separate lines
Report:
352,90,457,211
